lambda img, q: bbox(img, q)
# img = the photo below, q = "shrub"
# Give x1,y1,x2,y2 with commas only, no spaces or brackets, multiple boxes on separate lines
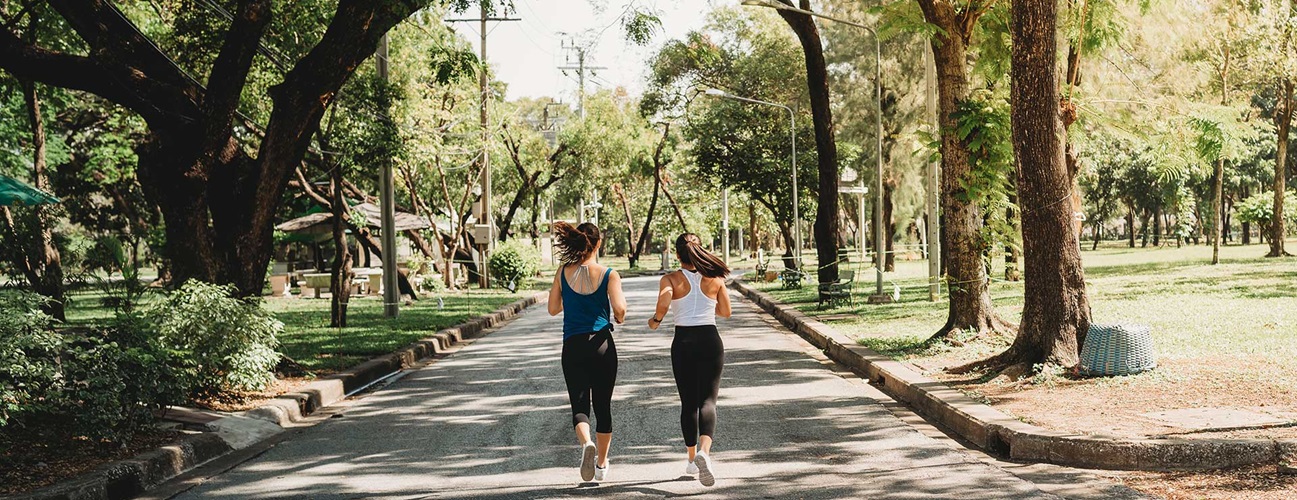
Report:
489,240,541,292
0,291,61,428
0,293,185,442
148,282,283,393
1237,190,1297,230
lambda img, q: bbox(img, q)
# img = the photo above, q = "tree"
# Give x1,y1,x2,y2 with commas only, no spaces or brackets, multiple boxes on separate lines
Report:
0,0,491,297
0,9,67,320
909,0,1013,339
642,11,819,268
772,0,840,283
962,0,1091,376
1265,0,1296,256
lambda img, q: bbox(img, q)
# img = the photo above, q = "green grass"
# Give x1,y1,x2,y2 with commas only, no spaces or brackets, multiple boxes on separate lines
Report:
266,286,540,373
64,279,545,374
751,239,1297,384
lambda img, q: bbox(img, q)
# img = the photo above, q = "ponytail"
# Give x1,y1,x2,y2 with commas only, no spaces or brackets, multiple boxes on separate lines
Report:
675,233,730,278
554,221,602,264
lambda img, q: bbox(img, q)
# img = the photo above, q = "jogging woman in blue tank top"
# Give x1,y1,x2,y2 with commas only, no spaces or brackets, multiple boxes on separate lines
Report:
648,233,731,487
547,222,626,483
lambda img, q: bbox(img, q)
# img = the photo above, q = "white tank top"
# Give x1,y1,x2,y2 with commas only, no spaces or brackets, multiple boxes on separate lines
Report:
672,269,717,327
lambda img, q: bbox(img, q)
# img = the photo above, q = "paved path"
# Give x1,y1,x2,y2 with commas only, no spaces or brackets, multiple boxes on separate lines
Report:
174,276,1139,499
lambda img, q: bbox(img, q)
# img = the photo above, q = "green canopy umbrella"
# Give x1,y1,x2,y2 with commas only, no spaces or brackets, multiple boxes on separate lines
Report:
0,174,59,206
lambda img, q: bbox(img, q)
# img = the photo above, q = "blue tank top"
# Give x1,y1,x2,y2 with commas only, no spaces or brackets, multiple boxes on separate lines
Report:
561,266,613,339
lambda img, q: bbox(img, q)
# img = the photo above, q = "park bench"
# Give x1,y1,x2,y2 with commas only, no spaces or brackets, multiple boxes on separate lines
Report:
779,269,807,289
817,269,855,308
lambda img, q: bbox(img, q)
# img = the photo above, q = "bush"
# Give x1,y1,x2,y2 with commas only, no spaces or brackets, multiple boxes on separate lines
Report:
0,291,61,428
147,282,282,393
0,292,185,442
489,240,541,292
1237,190,1297,230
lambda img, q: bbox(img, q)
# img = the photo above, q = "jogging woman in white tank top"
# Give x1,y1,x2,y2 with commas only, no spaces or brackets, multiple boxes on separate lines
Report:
647,233,731,487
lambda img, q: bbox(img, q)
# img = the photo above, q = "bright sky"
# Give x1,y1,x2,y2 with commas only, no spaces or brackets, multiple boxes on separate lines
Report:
451,0,733,102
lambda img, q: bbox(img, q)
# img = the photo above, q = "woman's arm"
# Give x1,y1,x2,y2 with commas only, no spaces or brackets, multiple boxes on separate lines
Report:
547,267,564,316
607,270,627,324
714,277,732,319
648,274,673,330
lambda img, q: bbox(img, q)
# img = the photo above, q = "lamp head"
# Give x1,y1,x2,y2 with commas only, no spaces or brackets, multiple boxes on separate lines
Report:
703,88,727,97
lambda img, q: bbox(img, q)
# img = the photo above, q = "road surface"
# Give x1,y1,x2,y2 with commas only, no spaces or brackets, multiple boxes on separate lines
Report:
172,275,1143,499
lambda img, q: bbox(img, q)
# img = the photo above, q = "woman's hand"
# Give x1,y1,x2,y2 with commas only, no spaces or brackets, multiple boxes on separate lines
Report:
651,274,674,331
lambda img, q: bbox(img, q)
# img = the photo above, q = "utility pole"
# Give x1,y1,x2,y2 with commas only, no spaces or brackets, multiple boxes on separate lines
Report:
447,6,519,288
559,40,605,229
377,34,399,318
925,44,942,302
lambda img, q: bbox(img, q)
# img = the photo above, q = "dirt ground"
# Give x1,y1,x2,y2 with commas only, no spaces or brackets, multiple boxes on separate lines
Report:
922,355,1297,441
1114,465,1297,500
0,429,181,495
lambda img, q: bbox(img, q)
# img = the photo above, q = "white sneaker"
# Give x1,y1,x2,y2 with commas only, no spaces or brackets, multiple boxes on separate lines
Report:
685,460,699,475
694,452,715,487
594,461,609,482
579,442,596,481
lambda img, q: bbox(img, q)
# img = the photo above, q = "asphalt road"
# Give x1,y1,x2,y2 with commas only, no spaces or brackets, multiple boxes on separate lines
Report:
172,275,1140,499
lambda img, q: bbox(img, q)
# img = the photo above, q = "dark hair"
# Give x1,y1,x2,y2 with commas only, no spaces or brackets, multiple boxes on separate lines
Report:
554,221,602,264
675,233,729,278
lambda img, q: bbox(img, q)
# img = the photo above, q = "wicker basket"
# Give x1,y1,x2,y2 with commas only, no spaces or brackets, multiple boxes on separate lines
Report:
1080,324,1157,377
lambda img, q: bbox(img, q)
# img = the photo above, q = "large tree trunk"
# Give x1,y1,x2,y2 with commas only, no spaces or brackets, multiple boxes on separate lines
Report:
1127,204,1135,248
1213,158,1224,264
776,1,840,284
1153,204,1162,247
17,78,66,321
1242,184,1252,244
329,168,353,328
961,0,1090,376
1271,78,1293,257
918,0,1012,340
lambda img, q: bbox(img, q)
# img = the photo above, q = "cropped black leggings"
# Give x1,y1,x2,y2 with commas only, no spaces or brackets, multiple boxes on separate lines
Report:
671,325,725,447
561,329,618,433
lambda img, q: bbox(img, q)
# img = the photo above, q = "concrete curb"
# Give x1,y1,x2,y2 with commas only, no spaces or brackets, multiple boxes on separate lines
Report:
245,290,548,426
731,279,1286,472
9,291,548,500
9,433,232,500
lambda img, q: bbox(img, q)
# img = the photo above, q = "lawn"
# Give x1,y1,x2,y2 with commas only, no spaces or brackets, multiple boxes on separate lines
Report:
64,279,545,374
750,239,1297,439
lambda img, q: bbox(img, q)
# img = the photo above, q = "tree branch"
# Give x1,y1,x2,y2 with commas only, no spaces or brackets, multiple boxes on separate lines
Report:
0,27,192,123
201,0,271,146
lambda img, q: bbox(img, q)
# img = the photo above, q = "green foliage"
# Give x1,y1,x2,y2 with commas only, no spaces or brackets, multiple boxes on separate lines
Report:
951,92,1019,256
147,282,282,393
0,290,185,442
622,9,663,45
1237,190,1297,227
489,240,541,292
0,290,59,428
86,234,128,274
428,44,480,85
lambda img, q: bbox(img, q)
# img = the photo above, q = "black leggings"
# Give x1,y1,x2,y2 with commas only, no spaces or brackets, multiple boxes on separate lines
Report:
561,329,618,433
671,325,724,447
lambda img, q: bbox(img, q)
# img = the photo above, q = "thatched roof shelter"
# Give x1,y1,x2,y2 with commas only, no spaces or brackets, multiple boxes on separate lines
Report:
275,203,438,242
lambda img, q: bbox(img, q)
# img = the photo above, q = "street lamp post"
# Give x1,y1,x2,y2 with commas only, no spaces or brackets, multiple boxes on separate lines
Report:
741,0,889,302
703,88,800,270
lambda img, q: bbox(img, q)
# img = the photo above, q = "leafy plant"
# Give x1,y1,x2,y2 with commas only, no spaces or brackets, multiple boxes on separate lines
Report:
488,240,541,293
0,291,61,428
0,292,185,442
147,281,283,393
1237,190,1297,229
